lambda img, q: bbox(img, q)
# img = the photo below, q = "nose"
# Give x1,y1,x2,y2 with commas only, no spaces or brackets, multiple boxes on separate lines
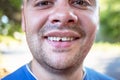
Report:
48,7,78,26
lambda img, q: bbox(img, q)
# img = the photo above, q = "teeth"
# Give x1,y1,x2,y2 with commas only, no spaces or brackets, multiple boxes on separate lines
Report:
47,37,74,41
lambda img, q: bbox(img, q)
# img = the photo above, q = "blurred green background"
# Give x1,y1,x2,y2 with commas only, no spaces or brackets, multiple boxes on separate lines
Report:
0,0,120,43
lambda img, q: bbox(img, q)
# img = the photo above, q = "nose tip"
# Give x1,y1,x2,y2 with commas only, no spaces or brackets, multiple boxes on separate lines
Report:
49,11,78,26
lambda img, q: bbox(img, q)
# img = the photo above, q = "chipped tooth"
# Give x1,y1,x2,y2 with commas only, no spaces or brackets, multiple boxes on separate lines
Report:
57,37,61,41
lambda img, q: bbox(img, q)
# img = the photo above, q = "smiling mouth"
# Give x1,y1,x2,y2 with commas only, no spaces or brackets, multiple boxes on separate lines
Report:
43,31,81,42
44,36,80,42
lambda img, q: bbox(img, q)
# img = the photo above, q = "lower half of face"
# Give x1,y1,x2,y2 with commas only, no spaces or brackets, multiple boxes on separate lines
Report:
26,25,96,73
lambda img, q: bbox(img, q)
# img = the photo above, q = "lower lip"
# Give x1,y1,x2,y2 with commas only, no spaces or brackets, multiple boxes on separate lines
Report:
46,40,76,48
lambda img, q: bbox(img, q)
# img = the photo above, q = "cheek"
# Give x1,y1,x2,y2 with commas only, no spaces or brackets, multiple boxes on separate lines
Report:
25,11,49,33
78,13,98,35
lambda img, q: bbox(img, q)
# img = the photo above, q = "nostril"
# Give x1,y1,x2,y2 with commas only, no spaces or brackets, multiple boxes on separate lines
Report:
68,19,74,23
52,20,60,23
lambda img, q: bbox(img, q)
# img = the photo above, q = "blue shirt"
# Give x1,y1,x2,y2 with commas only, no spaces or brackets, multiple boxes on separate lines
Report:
2,64,115,80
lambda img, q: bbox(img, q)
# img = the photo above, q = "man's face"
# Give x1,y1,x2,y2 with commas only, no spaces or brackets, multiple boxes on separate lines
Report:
22,0,99,72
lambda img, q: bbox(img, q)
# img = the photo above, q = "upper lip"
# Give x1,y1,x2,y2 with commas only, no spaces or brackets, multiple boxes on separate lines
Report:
43,30,81,38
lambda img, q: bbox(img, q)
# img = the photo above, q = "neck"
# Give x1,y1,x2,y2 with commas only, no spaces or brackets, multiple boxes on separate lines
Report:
30,59,84,80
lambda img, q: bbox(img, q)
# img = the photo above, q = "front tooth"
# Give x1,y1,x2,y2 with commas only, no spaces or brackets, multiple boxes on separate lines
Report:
62,37,68,41
56,37,61,41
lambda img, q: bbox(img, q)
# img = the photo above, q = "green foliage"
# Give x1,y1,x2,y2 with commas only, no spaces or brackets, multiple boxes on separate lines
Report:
9,0,21,10
100,0,120,42
0,0,21,37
